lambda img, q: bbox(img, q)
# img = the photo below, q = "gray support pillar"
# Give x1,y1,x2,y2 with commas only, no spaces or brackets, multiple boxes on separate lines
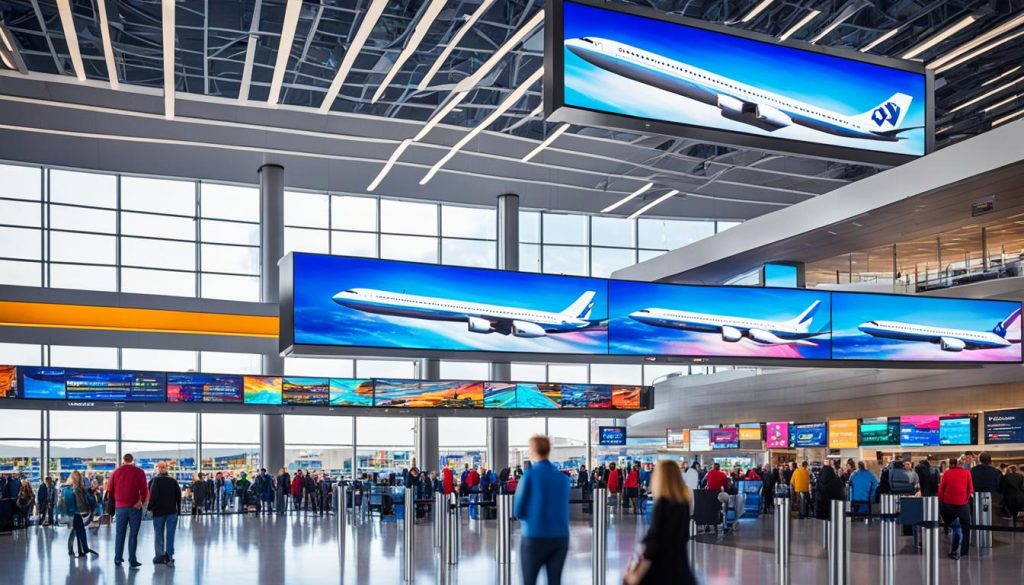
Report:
261,414,285,473
490,194,518,473
489,362,510,472
419,358,441,472
260,163,285,377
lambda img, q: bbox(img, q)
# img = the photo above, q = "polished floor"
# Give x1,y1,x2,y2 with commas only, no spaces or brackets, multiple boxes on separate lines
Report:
2,508,1022,584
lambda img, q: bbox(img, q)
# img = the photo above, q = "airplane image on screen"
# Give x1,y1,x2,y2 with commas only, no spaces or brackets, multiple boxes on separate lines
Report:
565,37,918,142
857,308,1022,352
331,288,598,338
628,300,824,346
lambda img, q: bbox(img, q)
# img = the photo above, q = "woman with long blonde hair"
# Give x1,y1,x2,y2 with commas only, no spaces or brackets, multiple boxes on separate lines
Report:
623,460,696,585
63,471,97,557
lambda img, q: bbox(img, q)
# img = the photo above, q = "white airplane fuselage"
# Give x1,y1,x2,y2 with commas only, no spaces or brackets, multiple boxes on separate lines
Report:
629,307,817,345
857,320,1012,351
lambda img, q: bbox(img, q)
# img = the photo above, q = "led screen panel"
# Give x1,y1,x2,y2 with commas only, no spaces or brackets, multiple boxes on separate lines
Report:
900,414,940,447
65,369,166,402
599,426,627,446
608,281,830,359
550,0,929,165
484,382,517,408
374,380,484,408
289,254,608,355
832,293,1022,363
0,366,16,399
939,415,975,446
611,386,641,409
19,367,66,400
513,383,561,409
329,378,373,407
167,374,243,404
792,423,827,447
243,376,283,405
666,429,688,449
710,427,739,449
766,422,789,449
828,419,859,449
859,416,901,446
282,377,329,406
561,384,612,409
690,429,711,452
738,424,762,442
985,409,1024,444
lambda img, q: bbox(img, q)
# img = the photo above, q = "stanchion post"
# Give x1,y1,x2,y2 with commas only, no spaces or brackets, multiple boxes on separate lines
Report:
974,492,993,549
828,499,849,585
445,493,460,565
880,494,897,557
592,488,608,585
403,487,415,582
337,485,347,536
688,517,697,560
434,491,446,549
497,493,512,565
774,496,790,566
922,496,938,585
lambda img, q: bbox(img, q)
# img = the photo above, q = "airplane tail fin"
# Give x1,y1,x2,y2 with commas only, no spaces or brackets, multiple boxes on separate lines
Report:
993,307,1022,339
789,300,820,330
854,93,913,132
561,291,597,320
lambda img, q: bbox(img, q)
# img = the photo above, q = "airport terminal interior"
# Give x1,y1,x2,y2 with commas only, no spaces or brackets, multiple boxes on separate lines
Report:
1,0,1024,583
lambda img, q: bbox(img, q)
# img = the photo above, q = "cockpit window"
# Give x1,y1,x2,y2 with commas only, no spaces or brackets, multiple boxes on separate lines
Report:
343,289,358,295
581,37,594,44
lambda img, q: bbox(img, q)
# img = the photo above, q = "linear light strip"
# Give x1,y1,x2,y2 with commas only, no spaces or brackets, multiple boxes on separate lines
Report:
859,27,899,52
929,12,1024,70
373,0,448,103
55,0,86,80
935,28,1024,74
601,182,654,213
267,0,303,105
983,93,1021,112
319,0,390,113
627,190,680,220
0,25,23,73
983,66,1022,86
740,0,774,23
521,123,570,162
778,10,821,41
418,0,495,90
452,9,544,93
902,15,976,59
162,0,175,119
412,91,469,141
949,76,1024,113
992,106,1024,126
94,0,119,88
238,0,264,103
421,67,543,185
809,10,855,44
367,139,414,191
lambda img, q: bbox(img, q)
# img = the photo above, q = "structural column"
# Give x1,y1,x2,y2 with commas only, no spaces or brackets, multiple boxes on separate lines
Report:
259,163,285,473
418,358,440,472
489,363,510,472
489,194,518,473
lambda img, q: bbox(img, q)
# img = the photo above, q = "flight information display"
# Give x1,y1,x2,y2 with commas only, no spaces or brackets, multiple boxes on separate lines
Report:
710,427,739,449
766,422,789,449
900,414,940,447
167,374,243,403
288,254,608,355
832,293,1022,363
329,379,373,407
19,367,66,400
551,0,928,164
282,377,329,406
65,369,166,402
939,415,975,446
0,366,16,399
374,380,484,408
792,423,827,447
985,409,1024,444
599,426,627,446
859,417,901,446
608,281,831,360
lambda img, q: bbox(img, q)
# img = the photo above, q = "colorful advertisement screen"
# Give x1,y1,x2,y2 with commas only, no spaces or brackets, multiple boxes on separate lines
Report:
0,366,16,399
710,427,739,449
484,382,517,408
766,422,789,449
832,293,1022,363
329,378,373,407
289,254,608,355
561,384,612,409
611,386,641,409
514,383,561,409
608,281,830,360
19,367,66,400
243,376,283,405
738,425,762,442
599,426,627,446
65,370,166,402
666,429,688,449
167,374,243,403
690,429,711,452
828,419,859,449
985,409,1024,444
374,380,484,408
939,415,974,446
555,0,928,161
793,423,827,448
900,414,941,447
860,416,901,446
282,377,329,406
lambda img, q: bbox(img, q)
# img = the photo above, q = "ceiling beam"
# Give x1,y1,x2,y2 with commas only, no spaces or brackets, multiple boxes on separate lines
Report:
162,0,175,119
319,0,390,113
55,0,86,80
267,0,304,105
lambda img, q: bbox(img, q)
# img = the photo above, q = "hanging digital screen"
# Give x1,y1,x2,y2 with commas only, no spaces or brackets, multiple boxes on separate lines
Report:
65,369,166,402
483,382,518,408
547,0,930,166
19,367,66,400
611,386,641,409
514,383,561,409
738,424,762,442
666,429,688,449
900,414,940,447
282,377,330,406
561,384,613,409
710,427,739,449
985,409,1024,444
599,426,627,446
690,429,712,451
0,366,17,399
766,422,789,449
939,415,975,446
329,378,374,407
859,416,901,446
243,376,283,405
828,419,859,449
374,380,484,408
832,293,1022,363
792,423,827,447
167,374,243,403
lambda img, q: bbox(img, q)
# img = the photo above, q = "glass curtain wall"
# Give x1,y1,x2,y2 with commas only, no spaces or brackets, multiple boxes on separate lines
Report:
0,410,42,483
438,417,488,472
201,413,261,479
284,415,354,476
355,417,416,479
121,412,198,483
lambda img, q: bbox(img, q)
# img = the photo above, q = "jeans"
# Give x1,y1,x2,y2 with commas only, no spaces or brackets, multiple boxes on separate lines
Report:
68,513,89,554
152,514,177,559
520,537,569,585
940,503,971,555
114,507,143,564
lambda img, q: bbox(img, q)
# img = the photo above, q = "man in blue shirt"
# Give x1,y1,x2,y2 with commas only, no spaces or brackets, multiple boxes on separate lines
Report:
514,435,570,585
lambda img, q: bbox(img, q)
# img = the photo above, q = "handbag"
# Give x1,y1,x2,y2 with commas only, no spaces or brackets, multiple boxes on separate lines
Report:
622,554,651,585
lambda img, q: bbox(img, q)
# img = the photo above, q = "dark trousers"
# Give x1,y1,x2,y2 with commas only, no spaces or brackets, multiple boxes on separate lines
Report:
940,503,971,554
67,513,88,554
520,536,569,585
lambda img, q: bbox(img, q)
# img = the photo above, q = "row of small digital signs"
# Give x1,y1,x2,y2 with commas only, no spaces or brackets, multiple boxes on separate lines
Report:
0,365,649,411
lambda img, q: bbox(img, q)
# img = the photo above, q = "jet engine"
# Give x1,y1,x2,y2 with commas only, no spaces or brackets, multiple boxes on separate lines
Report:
939,337,966,352
753,104,793,129
721,326,743,342
512,320,546,338
717,95,744,115
467,316,494,334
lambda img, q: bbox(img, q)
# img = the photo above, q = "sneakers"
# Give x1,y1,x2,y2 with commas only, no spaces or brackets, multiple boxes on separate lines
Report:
153,555,168,565
129,561,142,569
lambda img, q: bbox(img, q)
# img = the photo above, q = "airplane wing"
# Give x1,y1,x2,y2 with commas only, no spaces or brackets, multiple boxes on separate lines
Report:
747,328,817,347
716,95,794,132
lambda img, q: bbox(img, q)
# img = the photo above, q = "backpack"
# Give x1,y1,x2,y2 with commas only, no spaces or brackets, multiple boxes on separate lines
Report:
889,468,914,494
62,486,78,516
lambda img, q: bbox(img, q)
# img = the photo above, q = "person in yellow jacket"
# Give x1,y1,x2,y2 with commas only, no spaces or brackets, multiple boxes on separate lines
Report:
791,461,811,518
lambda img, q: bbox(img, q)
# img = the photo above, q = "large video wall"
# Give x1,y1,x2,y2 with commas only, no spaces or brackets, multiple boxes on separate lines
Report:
0,364,649,412
283,253,1023,364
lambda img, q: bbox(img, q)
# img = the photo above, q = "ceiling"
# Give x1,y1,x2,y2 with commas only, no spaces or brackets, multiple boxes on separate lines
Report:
0,0,1022,220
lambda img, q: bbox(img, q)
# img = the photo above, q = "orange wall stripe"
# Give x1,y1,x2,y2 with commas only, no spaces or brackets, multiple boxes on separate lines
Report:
0,301,278,338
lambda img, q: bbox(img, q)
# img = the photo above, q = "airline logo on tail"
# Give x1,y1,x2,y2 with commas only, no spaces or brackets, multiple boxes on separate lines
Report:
871,103,901,127
855,93,912,133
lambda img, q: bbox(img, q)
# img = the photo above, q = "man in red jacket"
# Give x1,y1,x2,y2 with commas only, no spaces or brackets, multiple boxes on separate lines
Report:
442,466,454,495
108,453,149,568
705,463,729,492
938,456,974,560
